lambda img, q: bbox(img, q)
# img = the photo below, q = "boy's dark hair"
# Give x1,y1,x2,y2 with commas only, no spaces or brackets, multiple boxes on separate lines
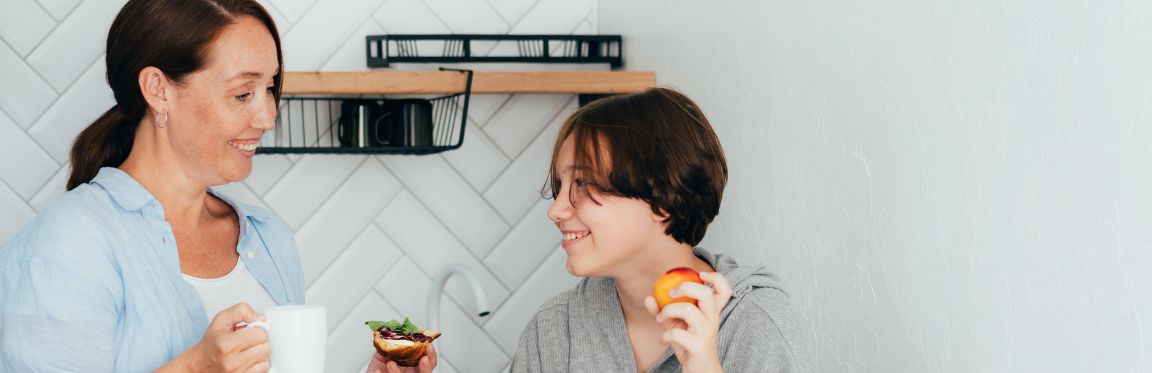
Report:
546,87,728,246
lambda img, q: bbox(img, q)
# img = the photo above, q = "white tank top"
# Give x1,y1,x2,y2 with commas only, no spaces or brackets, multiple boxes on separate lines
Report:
183,258,279,318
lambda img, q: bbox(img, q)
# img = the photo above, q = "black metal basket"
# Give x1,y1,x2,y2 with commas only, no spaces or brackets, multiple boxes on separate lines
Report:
366,34,622,68
258,68,472,155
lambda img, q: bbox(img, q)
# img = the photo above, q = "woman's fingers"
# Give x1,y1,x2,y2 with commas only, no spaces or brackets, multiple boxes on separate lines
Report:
425,344,437,369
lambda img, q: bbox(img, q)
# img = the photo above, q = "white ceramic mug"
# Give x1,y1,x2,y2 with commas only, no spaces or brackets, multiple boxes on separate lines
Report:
247,305,327,373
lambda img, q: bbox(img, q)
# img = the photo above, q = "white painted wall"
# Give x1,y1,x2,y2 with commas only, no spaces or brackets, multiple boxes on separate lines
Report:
602,1,1152,371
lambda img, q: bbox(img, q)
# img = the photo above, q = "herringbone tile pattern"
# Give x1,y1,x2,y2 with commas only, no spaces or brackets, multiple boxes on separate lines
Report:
0,0,594,371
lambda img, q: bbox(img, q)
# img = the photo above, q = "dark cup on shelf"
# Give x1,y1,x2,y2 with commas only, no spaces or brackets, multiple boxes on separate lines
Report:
338,99,383,148
381,99,433,147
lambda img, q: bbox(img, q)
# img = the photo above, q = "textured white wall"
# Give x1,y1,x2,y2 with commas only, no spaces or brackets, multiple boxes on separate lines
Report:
602,1,1152,372
0,0,596,372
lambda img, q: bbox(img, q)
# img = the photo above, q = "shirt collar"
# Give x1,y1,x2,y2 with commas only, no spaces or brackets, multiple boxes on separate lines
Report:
91,167,157,212
91,167,268,223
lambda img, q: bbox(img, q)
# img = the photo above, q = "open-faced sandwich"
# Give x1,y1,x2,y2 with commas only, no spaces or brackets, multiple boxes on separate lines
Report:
365,318,441,367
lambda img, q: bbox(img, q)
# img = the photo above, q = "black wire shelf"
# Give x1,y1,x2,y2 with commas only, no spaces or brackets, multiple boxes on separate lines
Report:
257,68,473,155
366,34,623,68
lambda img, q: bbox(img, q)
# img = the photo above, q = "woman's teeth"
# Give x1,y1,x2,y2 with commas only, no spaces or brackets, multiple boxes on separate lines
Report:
563,232,590,241
229,140,257,152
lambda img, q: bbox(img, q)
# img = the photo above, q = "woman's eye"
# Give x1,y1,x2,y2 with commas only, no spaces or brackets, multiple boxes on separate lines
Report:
573,178,586,187
235,92,253,102
266,86,276,94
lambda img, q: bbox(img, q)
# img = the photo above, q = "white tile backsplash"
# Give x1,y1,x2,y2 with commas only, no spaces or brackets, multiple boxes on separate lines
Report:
421,0,509,34
0,1,598,371
25,0,121,92
295,158,402,286
281,0,381,71
381,154,509,257
0,42,57,128
374,191,511,322
319,20,384,72
507,0,593,34
27,60,112,163
484,109,565,221
482,94,571,157
306,224,403,328
483,200,559,287
264,154,363,229
35,0,81,21
0,0,56,57
0,110,57,199
245,154,293,196
486,0,538,25
373,0,451,34
441,129,509,191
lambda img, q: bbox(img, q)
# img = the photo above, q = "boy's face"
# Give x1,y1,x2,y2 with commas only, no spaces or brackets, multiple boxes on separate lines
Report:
547,136,669,277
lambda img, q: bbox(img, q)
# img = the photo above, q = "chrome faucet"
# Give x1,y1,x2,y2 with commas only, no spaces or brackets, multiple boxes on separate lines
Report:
426,263,491,331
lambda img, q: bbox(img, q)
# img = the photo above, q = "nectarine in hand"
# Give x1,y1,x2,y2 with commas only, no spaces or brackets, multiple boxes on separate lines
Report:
653,267,704,310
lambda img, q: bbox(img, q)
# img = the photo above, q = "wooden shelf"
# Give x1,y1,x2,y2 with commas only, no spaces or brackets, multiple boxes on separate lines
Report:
282,71,656,95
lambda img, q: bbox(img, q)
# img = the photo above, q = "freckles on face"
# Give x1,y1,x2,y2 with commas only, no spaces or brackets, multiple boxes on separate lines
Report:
169,16,279,184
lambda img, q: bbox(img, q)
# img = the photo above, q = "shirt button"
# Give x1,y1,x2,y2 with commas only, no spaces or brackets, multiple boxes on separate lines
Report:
246,251,255,259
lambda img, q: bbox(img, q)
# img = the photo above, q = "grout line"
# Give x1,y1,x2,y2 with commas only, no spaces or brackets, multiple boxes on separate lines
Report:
416,0,456,34
482,0,513,26
286,155,368,231
372,163,511,295
505,0,544,33
375,159,500,274
439,145,512,227
0,172,38,214
480,95,574,197
23,165,66,204
24,54,106,145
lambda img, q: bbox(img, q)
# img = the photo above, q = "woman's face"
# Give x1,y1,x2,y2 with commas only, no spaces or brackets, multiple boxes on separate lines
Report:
547,135,667,277
167,15,278,185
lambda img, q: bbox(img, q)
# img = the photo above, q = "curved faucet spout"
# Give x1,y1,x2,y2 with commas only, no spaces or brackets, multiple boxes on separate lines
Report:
427,264,491,331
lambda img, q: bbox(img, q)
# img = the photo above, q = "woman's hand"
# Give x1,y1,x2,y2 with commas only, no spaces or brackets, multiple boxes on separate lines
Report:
644,271,734,373
161,303,270,373
366,344,438,373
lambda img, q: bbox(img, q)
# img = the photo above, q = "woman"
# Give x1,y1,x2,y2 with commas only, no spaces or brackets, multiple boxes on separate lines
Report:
511,88,812,372
0,1,434,372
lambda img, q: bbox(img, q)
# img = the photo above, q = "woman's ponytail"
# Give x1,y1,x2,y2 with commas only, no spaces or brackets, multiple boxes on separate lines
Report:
66,105,138,190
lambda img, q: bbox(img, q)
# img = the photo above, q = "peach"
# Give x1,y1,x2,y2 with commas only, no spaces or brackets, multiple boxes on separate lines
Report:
653,267,704,310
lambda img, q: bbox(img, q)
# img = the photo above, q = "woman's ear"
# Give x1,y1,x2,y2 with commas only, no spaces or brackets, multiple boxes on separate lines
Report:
139,66,172,113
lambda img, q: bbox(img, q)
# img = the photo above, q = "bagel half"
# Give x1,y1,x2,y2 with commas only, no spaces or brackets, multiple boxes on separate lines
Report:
373,329,442,367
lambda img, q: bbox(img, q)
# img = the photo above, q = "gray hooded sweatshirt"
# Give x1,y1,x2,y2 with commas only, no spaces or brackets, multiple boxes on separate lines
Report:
511,247,813,372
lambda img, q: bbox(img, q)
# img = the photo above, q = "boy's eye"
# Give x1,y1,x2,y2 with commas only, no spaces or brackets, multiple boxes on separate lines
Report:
266,86,276,94
235,92,252,102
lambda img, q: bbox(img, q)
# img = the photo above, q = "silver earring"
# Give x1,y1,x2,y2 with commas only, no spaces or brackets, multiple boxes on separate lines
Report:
157,112,168,128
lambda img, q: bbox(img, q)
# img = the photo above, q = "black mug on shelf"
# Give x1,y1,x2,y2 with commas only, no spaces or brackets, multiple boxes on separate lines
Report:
380,99,434,147
338,99,384,148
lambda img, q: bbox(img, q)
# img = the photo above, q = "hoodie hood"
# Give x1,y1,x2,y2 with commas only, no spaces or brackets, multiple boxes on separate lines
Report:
692,247,789,320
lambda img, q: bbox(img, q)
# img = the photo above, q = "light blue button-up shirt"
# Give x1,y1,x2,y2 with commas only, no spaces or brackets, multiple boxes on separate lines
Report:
0,167,304,372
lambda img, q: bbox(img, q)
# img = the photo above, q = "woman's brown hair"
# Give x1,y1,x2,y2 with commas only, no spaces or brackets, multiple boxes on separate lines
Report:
66,0,282,190
546,87,728,246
